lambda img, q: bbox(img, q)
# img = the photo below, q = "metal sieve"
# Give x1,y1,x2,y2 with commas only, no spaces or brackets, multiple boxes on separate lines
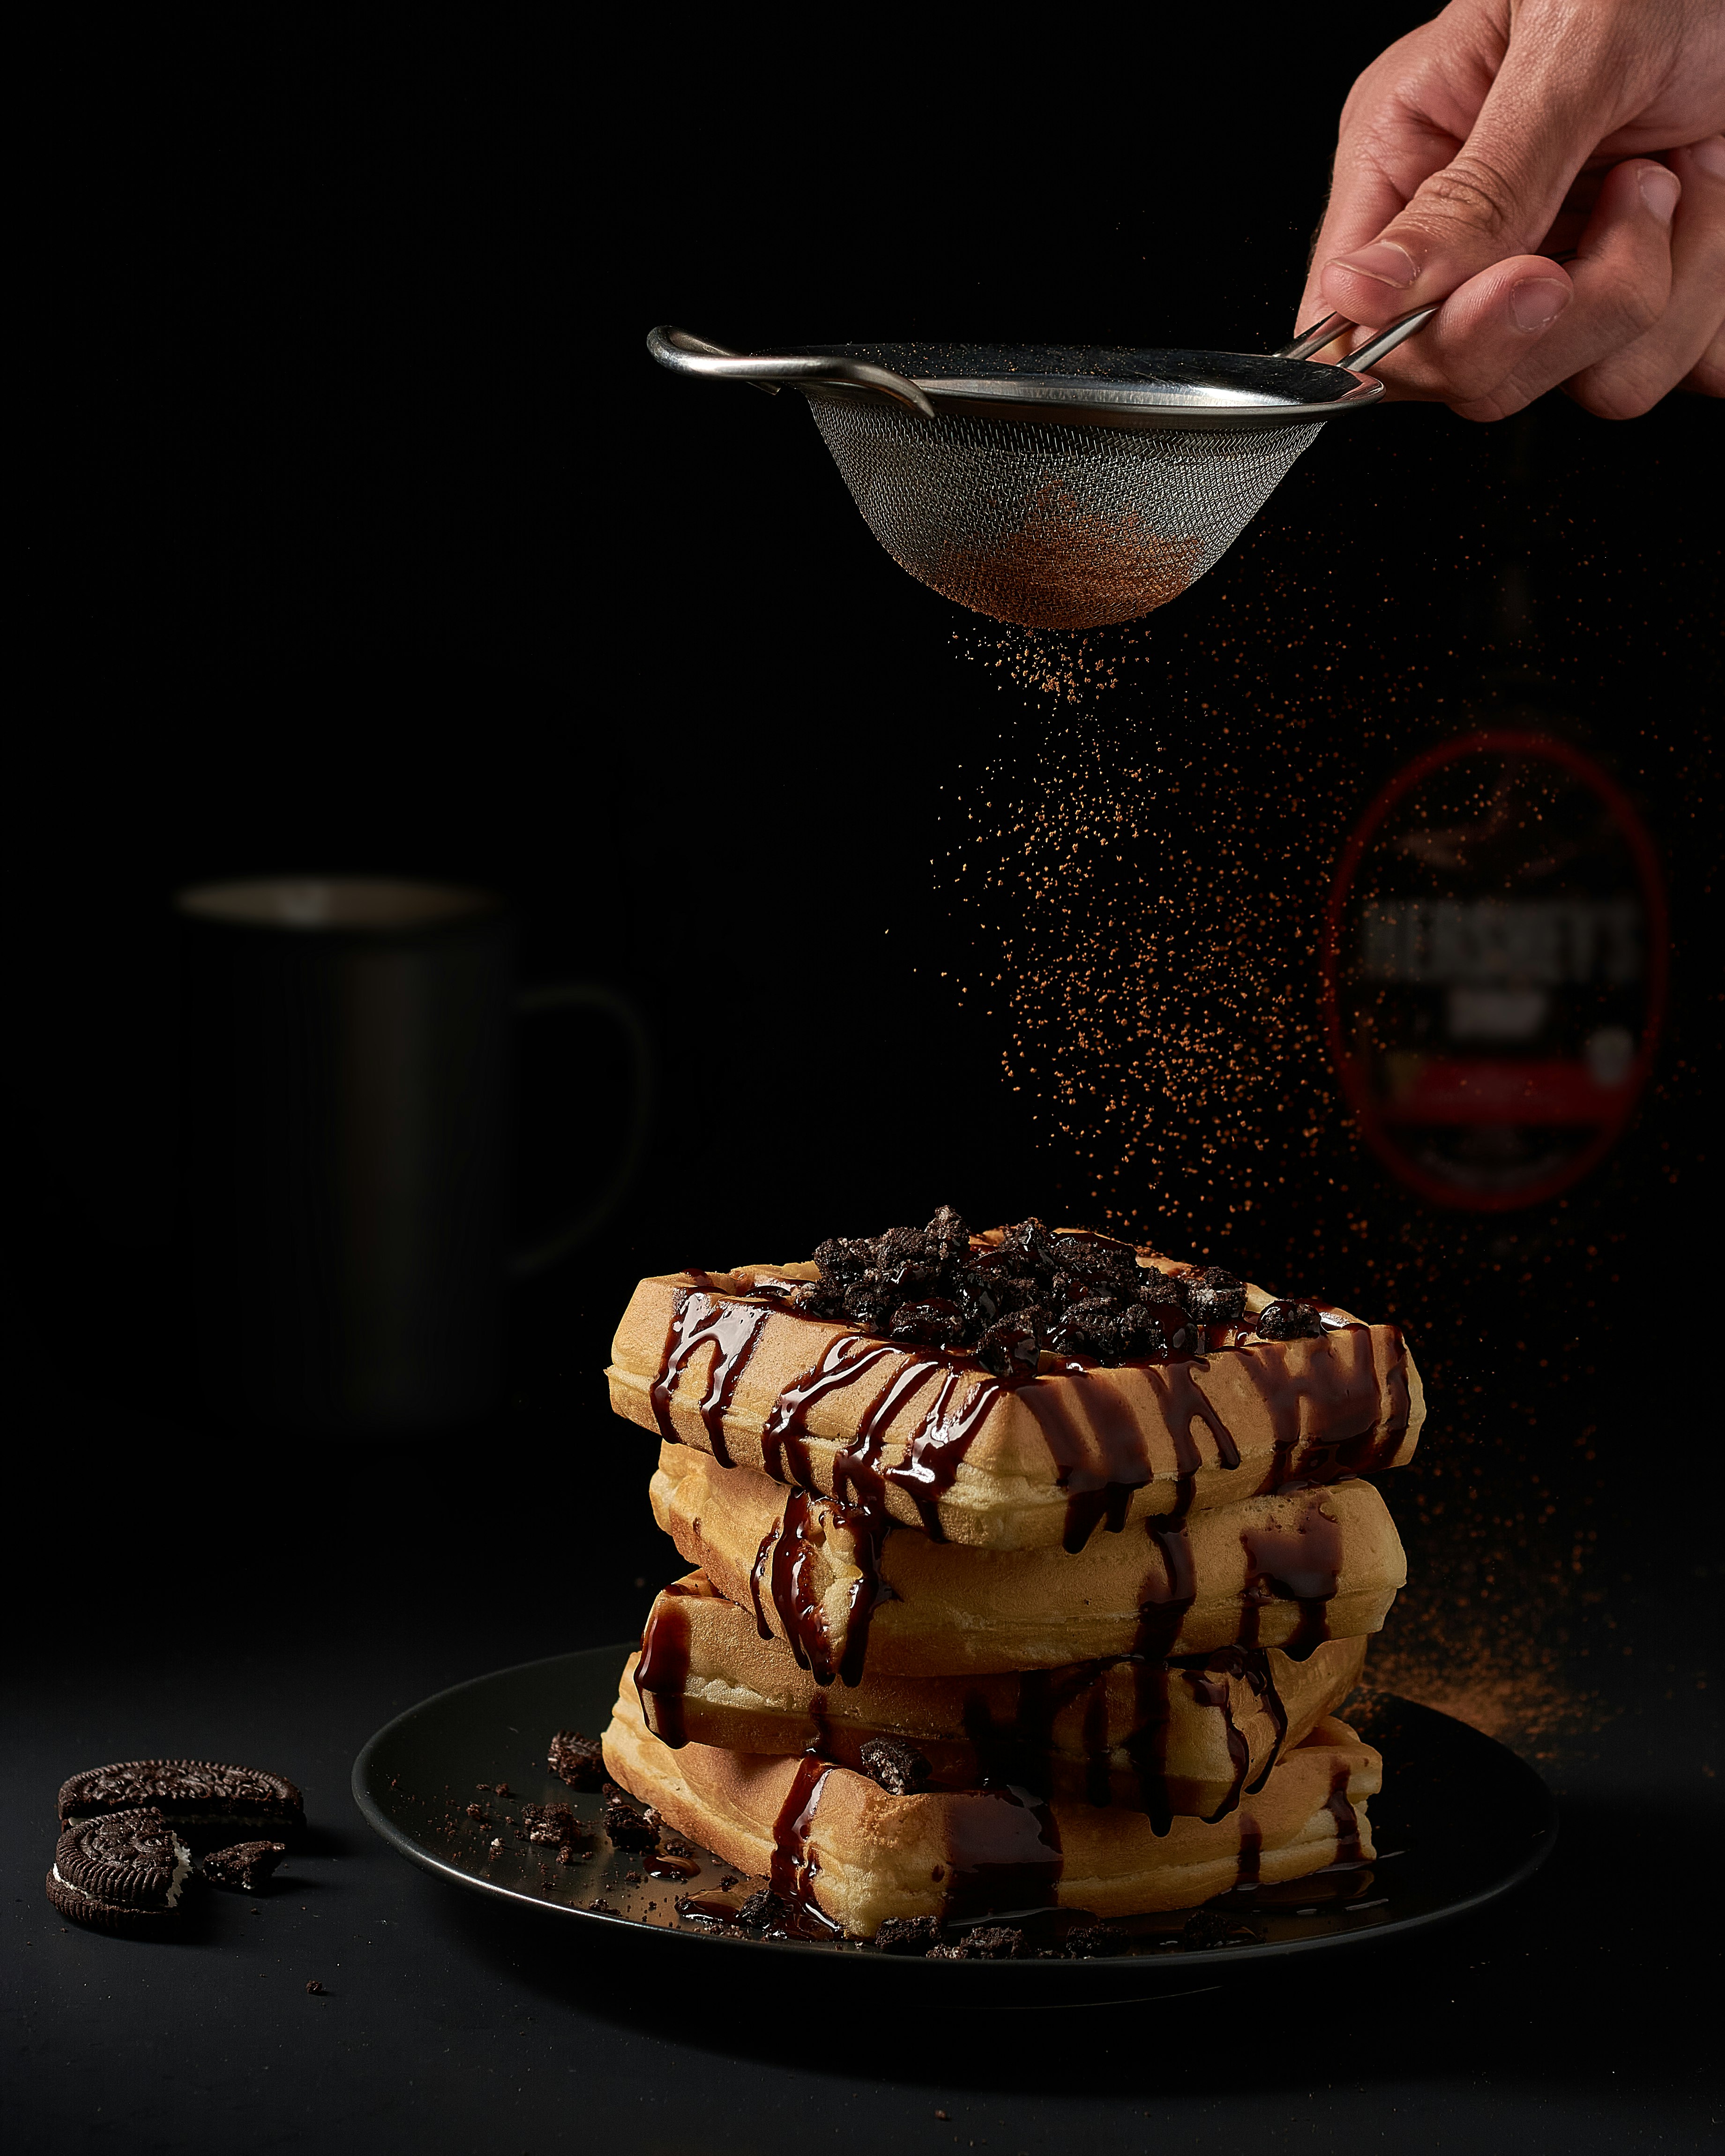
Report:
647,309,1434,630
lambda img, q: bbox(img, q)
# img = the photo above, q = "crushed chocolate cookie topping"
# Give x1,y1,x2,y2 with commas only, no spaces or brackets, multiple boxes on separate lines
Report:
1183,1267,1246,1326
1179,1906,1257,1948
1064,1921,1128,1958
202,1841,286,1892
520,1803,580,1846
858,1738,933,1797
600,1790,658,1851
546,1731,605,1791
1255,1299,1325,1342
963,1925,1026,1959
737,1888,790,1930
874,1915,942,1955
789,1209,1229,1370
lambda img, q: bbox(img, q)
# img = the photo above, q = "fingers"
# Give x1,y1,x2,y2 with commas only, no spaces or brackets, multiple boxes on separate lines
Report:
1334,250,1576,407
1297,24,1473,329
1567,137,1725,414
1441,156,1682,418
1317,2,1653,328
1348,157,1686,420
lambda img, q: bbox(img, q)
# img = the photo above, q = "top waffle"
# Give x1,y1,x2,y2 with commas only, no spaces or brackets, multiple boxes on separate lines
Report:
605,1219,1422,1552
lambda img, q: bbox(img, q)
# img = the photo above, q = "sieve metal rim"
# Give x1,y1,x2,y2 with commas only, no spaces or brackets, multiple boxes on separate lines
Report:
648,312,1436,433
792,372,1381,434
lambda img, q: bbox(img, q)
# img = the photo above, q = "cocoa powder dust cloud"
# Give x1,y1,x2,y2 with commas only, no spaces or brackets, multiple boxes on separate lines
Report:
933,546,1708,1770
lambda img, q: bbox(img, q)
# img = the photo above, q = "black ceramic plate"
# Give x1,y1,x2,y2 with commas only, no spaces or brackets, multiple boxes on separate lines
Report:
352,1644,1554,2002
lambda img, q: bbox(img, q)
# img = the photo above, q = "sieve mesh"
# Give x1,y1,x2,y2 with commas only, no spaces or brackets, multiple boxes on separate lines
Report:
804,389,1322,630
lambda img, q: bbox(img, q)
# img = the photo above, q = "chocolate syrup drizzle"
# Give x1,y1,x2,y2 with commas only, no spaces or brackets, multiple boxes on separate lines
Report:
745,1487,886,1687
650,1288,772,1466
769,1754,835,1915
1322,1761,1364,1865
640,1266,1386,1931
940,1785,1064,1922
634,1581,696,1748
748,1330,1006,1686
956,1644,1292,1835
647,1267,1410,1691
1239,1500,1345,1658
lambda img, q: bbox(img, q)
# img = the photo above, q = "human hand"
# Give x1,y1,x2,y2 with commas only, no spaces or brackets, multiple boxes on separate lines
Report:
1299,0,1725,419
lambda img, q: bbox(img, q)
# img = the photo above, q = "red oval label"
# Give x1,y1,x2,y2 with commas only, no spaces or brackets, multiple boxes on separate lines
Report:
1323,731,1667,1211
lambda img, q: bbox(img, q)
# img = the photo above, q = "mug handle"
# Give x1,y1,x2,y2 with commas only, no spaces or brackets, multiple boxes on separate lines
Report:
510,982,654,1279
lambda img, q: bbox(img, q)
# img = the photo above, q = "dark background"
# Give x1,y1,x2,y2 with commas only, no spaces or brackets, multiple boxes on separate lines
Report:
11,16,1721,2152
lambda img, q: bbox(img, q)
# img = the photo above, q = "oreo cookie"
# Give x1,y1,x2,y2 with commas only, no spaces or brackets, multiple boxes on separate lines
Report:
58,1761,304,1847
47,1806,192,1935
202,1840,287,1892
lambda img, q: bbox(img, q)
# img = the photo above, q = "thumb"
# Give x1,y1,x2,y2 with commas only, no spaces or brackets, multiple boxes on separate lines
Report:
1321,10,1635,322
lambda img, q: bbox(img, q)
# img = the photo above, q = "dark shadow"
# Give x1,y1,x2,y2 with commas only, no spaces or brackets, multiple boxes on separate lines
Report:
295,1823,363,1860
408,1793,1715,2110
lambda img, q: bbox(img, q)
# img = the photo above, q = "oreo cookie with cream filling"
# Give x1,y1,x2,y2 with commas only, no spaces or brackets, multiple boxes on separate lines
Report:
46,1806,193,1935
58,1760,304,1845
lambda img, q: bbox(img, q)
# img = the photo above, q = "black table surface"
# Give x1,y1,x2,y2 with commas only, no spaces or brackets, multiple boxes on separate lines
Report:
9,1346,1719,2156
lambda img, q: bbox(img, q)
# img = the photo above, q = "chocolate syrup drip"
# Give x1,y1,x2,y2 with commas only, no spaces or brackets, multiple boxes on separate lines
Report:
769,1753,832,1912
748,1522,778,1644
1081,1682,1113,1809
1124,1662,1178,1834
1018,1354,1239,1554
941,1786,1064,1922
1017,1340,1255,1549
886,1368,1004,1539
754,1336,979,1682
633,1586,694,1748
1243,1658,1290,1797
1241,1500,1345,1658
760,1335,908,1488
955,1645,1287,1831
1322,1762,1363,1865
643,1852,700,1881
1235,1819,1263,1891
754,1487,886,1687
835,1359,958,1513
964,1667,1090,1798
1134,1510,1199,1663
1184,1662,1253,1823
649,1289,772,1465
1059,1477,1140,1556
1225,1323,1379,1490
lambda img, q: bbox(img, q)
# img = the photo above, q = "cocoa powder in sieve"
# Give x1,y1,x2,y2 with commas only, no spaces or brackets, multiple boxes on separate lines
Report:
928,483,1204,630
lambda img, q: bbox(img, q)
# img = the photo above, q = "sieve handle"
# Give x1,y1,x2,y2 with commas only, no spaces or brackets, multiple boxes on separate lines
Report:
647,325,936,418
1275,304,1439,370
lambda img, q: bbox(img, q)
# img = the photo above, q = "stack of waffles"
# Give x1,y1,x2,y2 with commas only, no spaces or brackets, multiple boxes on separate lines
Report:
600,1217,1422,1943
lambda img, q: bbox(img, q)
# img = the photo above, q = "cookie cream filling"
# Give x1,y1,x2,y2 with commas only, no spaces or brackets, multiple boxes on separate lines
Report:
50,1864,93,1901
53,1840,192,1909
164,1843,193,1906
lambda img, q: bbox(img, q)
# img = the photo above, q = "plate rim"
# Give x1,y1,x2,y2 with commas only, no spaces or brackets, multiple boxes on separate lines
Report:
351,1642,1559,1976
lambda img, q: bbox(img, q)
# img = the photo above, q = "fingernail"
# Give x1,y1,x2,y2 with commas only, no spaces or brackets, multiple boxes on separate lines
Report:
1331,240,1420,290
1509,276,1571,333
1693,137,1725,182
1638,164,1680,223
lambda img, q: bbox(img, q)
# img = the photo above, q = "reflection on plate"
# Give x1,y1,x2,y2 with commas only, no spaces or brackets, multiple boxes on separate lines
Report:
352,1645,1554,1997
